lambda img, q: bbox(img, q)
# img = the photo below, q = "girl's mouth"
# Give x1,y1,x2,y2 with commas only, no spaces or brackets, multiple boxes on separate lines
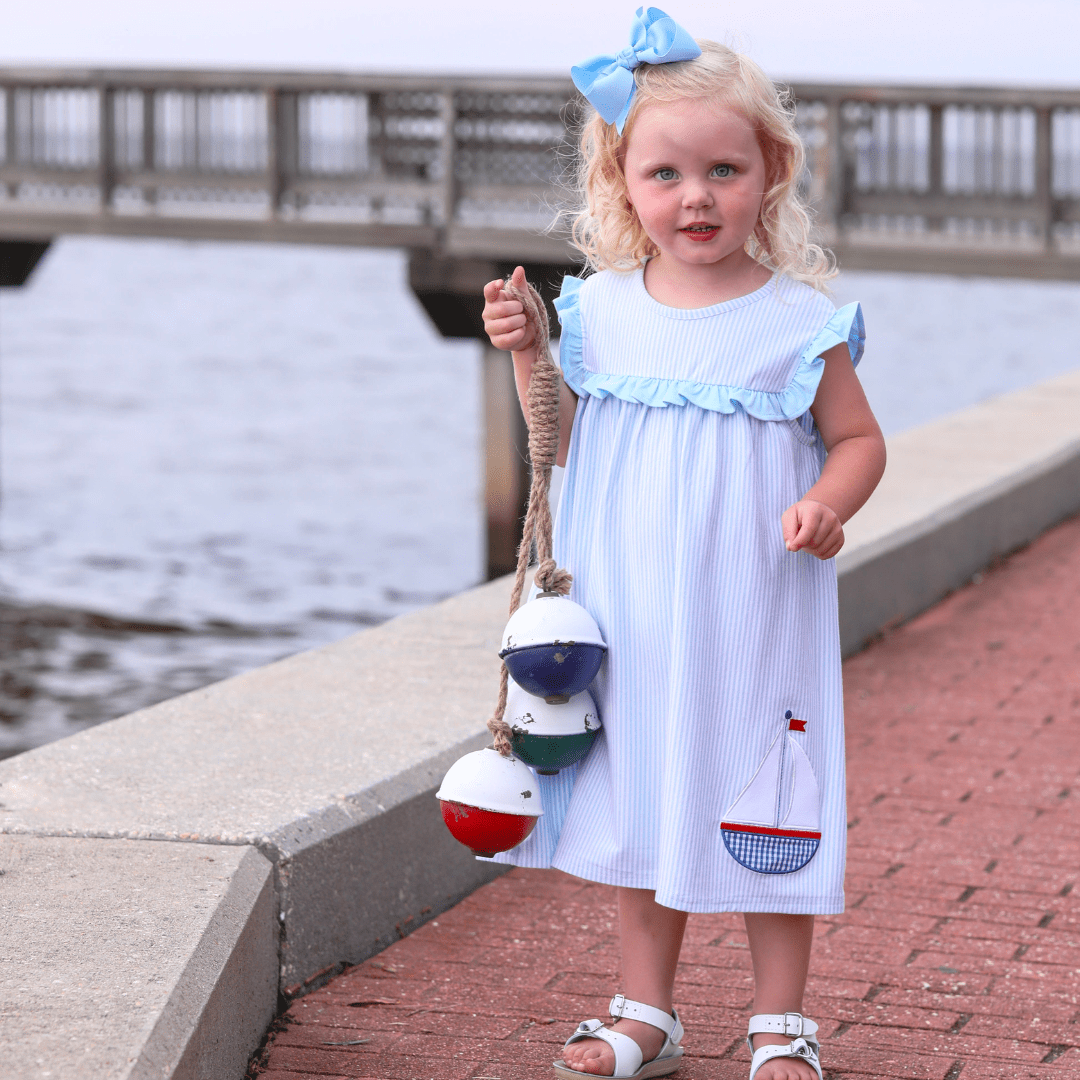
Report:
680,224,719,242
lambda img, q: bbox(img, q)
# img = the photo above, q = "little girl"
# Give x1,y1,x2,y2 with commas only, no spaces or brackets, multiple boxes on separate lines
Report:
482,10,885,1080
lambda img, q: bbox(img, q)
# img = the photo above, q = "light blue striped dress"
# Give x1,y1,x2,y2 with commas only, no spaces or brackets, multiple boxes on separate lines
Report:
493,267,864,915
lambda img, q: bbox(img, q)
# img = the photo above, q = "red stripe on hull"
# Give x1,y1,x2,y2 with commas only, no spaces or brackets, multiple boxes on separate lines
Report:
720,822,822,840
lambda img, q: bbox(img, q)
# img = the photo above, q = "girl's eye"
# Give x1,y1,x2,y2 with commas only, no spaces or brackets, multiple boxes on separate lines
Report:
711,164,735,178
653,168,678,181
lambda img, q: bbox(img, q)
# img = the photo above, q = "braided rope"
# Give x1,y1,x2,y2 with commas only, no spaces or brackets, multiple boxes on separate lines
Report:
486,278,573,756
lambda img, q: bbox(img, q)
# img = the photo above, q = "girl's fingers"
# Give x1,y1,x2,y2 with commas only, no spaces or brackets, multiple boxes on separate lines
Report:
787,506,819,551
485,302,525,323
485,268,526,303
784,501,843,554
487,317,535,351
813,528,844,560
806,517,844,560
809,514,833,549
490,332,526,350
486,314,528,337
485,275,522,303
483,294,524,319
488,318,527,338
490,332,526,351
482,311,526,348
482,270,536,352
780,505,800,547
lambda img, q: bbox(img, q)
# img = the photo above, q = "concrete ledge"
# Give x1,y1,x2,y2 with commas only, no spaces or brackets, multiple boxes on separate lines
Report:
0,576,516,992
1,367,1079,1077
136,845,277,1080
0,836,276,1080
838,368,1080,653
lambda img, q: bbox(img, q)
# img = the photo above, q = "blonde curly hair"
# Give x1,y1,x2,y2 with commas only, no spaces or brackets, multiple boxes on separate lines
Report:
569,40,835,292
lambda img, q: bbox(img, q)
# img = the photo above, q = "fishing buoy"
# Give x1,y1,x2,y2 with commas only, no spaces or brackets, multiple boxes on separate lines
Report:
506,677,601,774
437,274,603,860
720,712,821,875
436,747,543,857
500,594,606,702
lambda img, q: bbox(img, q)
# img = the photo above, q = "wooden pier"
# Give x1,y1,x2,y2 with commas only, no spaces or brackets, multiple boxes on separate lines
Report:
2,68,1079,274
3,68,1079,572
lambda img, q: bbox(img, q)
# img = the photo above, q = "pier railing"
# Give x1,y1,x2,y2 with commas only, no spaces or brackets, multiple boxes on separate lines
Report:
2,67,1080,277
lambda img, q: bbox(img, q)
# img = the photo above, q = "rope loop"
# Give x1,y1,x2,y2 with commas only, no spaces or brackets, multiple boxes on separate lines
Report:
534,558,573,596
486,277,574,755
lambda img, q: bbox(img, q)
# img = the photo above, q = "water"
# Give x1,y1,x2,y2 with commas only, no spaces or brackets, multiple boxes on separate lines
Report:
0,237,483,754
2,236,1079,755
831,272,1080,437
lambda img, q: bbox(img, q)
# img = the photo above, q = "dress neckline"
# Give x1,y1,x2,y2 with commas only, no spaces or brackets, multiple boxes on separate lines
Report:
634,264,778,319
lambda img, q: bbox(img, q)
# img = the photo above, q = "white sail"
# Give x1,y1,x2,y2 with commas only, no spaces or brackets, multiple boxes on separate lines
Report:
722,723,820,835
781,735,820,833
723,729,783,827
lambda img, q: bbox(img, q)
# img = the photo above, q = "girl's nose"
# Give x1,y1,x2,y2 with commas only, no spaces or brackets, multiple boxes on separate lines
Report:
681,181,714,209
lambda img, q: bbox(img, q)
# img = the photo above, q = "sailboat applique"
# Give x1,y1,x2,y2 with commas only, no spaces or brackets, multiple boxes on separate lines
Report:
721,710,821,874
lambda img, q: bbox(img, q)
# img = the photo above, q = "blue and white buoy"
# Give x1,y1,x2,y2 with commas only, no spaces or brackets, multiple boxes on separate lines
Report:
499,594,607,701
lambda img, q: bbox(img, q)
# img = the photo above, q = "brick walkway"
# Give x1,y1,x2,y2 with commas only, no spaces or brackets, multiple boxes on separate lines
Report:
253,515,1080,1080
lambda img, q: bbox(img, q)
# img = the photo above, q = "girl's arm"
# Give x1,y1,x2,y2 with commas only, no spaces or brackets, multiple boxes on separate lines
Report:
481,265,577,468
783,342,887,560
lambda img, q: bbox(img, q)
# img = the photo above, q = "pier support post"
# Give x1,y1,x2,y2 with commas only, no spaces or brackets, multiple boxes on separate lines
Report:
408,251,577,579
482,344,528,577
0,239,51,287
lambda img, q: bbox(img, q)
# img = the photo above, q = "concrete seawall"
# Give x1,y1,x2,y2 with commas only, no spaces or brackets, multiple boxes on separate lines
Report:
837,369,1080,653
2,369,1079,1079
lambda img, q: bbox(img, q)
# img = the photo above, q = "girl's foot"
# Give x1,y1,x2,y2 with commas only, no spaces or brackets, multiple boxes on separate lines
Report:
750,1033,820,1080
561,1017,667,1075
743,913,818,1080
559,889,687,1076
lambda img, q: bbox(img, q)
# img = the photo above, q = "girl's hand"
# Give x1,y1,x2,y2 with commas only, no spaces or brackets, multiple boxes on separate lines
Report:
482,265,537,353
782,499,845,560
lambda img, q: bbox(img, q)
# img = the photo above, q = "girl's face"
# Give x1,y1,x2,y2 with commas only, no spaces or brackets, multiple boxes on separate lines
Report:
623,98,767,275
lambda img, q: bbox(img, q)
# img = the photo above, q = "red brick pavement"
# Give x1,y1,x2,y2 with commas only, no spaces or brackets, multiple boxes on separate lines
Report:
252,514,1080,1080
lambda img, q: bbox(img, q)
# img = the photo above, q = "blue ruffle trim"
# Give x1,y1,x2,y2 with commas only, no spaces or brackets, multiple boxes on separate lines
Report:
554,275,865,421
553,275,585,381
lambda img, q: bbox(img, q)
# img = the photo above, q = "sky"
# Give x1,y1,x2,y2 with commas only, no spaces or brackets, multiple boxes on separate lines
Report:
2,1,1079,86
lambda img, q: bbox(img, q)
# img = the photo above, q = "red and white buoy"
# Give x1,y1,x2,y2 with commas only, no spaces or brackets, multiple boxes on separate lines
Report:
436,748,543,857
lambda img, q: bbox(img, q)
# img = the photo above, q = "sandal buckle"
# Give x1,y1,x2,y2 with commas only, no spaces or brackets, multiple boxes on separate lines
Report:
609,994,627,1019
782,1012,805,1037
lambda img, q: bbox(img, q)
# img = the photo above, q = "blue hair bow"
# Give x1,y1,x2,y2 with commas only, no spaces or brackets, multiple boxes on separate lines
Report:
571,7,701,134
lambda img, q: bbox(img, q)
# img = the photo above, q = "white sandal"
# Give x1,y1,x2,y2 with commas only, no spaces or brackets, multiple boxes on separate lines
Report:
746,1012,822,1080
552,993,685,1079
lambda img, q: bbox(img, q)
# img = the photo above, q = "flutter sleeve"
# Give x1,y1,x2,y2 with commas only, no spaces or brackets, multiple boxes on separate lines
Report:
552,275,587,397
803,301,865,369
774,301,865,427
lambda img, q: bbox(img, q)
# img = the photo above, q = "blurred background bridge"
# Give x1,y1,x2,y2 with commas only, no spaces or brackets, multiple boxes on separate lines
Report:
2,67,1080,571
3,68,1079,282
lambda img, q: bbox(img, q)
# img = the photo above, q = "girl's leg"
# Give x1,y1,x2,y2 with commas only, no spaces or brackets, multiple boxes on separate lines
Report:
561,887,688,1076
743,913,817,1080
